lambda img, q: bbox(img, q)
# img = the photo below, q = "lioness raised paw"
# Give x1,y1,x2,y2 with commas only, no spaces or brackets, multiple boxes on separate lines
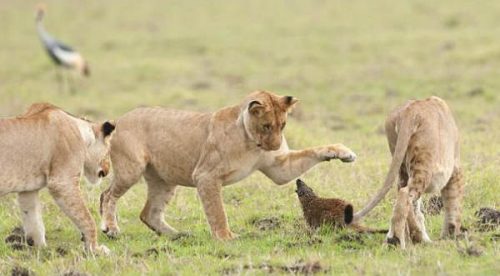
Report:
318,144,357,163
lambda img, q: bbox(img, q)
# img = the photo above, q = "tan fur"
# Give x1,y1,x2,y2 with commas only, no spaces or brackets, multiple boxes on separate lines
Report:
353,96,463,248
100,91,356,240
0,103,115,254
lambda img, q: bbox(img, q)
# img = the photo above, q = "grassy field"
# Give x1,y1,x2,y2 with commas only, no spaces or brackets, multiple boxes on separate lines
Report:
1,0,499,275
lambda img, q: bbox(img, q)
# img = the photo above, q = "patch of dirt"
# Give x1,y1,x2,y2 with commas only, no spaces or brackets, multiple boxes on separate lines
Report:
282,260,324,274
5,235,23,244
335,232,366,250
457,243,484,257
215,251,239,259
132,246,173,258
307,237,323,246
475,207,500,231
56,247,68,257
5,227,26,251
144,248,159,257
425,195,443,215
132,248,159,258
286,237,323,248
336,232,364,243
251,216,281,231
11,266,33,276
223,260,326,275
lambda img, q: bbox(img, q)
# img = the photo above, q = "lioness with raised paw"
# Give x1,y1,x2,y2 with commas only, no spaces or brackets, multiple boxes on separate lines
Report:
100,90,356,240
0,103,115,254
353,96,463,249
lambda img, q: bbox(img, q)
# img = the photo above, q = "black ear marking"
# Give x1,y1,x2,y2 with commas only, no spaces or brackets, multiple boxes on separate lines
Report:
102,121,116,137
285,96,293,104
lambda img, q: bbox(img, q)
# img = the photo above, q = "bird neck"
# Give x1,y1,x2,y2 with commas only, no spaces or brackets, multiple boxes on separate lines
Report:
36,21,54,44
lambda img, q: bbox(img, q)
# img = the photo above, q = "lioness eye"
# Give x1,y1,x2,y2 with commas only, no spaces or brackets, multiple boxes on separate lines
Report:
262,124,271,131
281,122,286,130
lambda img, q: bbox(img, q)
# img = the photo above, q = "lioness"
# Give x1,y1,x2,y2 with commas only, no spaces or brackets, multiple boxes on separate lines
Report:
100,90,356,240
353,96,463,249
0,103,115,254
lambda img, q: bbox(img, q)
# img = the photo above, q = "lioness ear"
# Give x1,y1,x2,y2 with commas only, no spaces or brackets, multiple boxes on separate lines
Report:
102,121,116,137
281,96,298,112
248,100,265,117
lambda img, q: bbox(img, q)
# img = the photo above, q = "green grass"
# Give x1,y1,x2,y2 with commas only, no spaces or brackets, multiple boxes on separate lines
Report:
1,0,499,275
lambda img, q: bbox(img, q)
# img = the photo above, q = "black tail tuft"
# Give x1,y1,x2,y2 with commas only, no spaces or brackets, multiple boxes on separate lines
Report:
344,204,354,224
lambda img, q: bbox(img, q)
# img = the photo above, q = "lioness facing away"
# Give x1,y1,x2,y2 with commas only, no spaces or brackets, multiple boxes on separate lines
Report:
0,103,115,254
100,90,356,240
353,96,463,249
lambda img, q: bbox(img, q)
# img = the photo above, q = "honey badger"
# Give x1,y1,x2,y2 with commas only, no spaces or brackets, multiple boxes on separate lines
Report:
295,179,385,234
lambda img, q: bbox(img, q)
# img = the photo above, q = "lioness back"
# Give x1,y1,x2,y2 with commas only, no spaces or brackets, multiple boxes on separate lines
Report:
389,97,459,190
111,107,212,186
0,103,115,254
0,105,81,194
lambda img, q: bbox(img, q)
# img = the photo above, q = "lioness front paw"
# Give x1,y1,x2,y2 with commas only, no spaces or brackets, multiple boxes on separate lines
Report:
319,144,357,163
214,229,238,241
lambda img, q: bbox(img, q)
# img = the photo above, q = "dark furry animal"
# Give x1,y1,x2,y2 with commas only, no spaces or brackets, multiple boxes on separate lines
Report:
295,179,386,234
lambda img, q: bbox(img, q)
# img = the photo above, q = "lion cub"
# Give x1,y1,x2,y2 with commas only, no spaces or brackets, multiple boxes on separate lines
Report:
353,96,463,249
0,103,115,254
295,179,385,233
100,90,356,241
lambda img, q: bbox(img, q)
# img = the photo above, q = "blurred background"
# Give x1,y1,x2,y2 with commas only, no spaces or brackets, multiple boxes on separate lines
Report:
0,0,499,274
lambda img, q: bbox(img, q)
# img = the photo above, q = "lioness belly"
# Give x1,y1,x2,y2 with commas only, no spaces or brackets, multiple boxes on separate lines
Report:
0,174,45,196
426,151,456,193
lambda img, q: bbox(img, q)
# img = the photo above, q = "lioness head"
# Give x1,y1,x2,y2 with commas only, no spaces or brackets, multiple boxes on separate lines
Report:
243,91,298,151
84,121,116,184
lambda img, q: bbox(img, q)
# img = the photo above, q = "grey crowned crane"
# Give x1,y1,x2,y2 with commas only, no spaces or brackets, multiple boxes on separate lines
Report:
36,5,89,91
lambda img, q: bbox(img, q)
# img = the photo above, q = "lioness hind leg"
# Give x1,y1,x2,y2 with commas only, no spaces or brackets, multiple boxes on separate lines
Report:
413,198,431,243
387,186,410,249
140,169,179,237
441,168,464,238
18,191,46,247
48,177,109,255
